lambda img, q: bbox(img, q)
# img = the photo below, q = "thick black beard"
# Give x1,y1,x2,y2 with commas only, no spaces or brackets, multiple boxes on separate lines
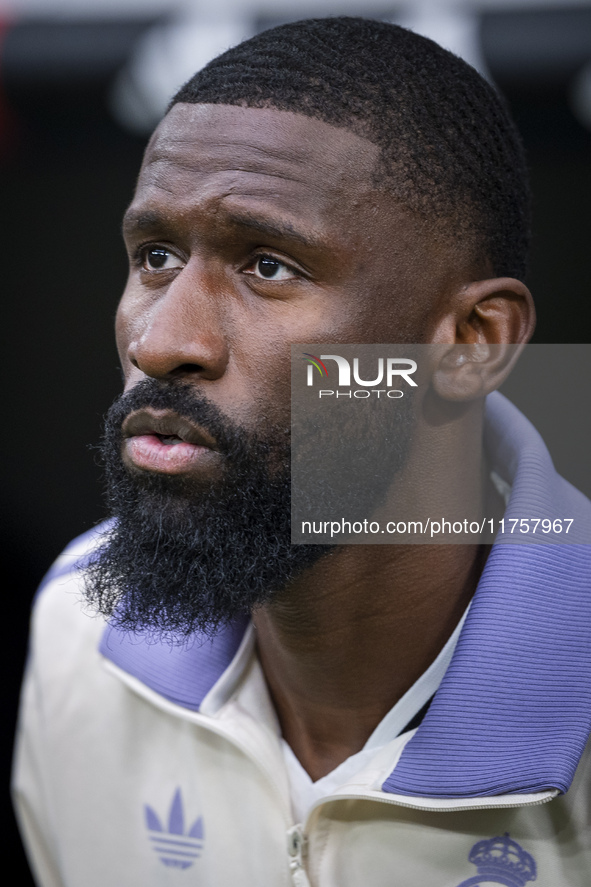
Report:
85,379,329,639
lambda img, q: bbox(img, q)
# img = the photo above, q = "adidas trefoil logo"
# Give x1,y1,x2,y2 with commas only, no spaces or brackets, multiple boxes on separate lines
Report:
144,787,204,869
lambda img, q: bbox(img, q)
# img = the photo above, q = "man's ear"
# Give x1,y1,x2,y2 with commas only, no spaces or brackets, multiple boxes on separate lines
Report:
430,277,536,401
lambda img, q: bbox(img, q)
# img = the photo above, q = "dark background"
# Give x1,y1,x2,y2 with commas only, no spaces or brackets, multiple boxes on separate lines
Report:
2,8,590,882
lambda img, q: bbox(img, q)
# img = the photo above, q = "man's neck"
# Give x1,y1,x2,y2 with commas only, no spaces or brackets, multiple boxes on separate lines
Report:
253,542,488,781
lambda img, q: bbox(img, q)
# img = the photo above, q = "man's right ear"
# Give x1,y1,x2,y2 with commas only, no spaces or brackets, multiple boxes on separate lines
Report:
428,276,535,401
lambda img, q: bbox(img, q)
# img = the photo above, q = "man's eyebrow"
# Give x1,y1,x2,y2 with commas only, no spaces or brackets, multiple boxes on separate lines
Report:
223,211,322,250
122,210,164,235
122,208,323,250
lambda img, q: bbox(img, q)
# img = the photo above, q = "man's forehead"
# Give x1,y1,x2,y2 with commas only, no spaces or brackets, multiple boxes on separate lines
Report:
141,103,380,189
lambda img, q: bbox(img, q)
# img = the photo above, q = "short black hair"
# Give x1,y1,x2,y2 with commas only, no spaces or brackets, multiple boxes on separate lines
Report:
172,16,530,281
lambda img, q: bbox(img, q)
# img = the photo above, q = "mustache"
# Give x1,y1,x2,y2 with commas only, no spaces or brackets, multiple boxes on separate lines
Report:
105,379,247,458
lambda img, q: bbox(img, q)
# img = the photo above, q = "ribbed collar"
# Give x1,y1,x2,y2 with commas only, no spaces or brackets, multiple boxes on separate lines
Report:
383,393,591,797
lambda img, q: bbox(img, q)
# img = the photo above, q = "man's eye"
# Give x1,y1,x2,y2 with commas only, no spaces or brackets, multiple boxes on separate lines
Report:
249,256,297,280
141,247,184,271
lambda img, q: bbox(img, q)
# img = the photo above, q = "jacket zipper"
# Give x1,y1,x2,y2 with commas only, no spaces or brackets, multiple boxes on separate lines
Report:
287,825,311,887
307,789,558,815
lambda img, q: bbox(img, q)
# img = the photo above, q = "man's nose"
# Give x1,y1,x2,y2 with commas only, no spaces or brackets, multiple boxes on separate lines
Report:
125,265,230,382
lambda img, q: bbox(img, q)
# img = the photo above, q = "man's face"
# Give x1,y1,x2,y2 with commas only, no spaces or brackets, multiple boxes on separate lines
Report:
117,103,454,442
86,104,456,636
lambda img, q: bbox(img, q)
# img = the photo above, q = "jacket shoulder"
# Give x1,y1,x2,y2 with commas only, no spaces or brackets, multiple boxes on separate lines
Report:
30,521,113,669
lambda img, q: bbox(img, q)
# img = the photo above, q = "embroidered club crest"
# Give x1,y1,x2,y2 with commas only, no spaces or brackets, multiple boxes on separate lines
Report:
456,833,537,887
144,787,204,869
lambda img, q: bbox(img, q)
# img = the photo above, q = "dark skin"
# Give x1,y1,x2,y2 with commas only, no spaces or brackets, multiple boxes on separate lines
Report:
118,103,535,780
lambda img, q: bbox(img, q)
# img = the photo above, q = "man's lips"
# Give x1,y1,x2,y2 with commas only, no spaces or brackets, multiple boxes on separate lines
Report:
121,408,222,475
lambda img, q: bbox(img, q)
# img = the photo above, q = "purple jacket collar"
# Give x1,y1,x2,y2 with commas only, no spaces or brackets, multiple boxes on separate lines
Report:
93,392,591,799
